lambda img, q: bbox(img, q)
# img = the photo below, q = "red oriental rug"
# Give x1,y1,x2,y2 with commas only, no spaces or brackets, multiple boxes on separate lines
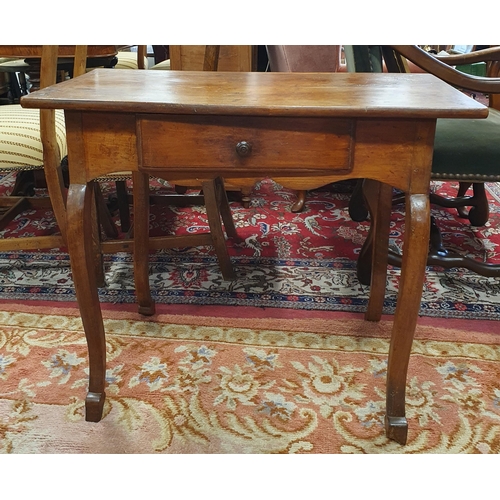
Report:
0,175,499,320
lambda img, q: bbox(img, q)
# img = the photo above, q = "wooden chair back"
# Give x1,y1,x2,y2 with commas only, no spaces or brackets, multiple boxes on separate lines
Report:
137,45,147,69
38,45,88,241
0,45,90,251
169,45,254,71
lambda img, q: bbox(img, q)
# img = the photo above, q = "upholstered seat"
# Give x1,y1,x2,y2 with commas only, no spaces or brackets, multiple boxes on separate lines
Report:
115,50,149,70
150,59,171,70
0,105,66,171
0,58,29,70
433,108,500,178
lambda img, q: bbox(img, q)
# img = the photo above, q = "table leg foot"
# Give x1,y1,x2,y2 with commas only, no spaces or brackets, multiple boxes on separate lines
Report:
385,415,408,444
138,301,156,316
85,391,106,422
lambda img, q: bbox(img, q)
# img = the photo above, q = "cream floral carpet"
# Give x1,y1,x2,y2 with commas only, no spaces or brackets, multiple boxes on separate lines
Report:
1,301,499,453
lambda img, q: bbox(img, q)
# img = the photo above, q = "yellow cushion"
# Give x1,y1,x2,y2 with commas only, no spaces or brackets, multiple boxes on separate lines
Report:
0,104,67,170
115,51,149,70
0,58,29,70
150,59,171,70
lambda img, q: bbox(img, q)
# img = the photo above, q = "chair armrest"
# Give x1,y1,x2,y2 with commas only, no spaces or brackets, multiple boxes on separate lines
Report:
389,45,500,94
434,46,500,65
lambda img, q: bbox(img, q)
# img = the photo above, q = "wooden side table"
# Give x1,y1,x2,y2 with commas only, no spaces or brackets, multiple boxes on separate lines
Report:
22,69,487,444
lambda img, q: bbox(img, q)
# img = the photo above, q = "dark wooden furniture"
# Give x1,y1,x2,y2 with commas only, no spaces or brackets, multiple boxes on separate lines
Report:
356,45,500,282
21,70,487,445
0,45,121,91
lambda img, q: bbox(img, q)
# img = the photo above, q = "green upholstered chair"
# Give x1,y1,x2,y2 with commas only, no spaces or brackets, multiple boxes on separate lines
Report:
355,45,500,282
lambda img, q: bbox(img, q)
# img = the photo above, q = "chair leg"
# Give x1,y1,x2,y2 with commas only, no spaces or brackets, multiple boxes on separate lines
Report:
349,179,369,222
358,181,494,283
291,190,307,213
0,197,31,230
430,181,490,226
240,187,252,209
175,184,188,194
455,181,472,219
11,170,36,196
214,176,239,240
467,182,489,226
115,180,131,232
94,183,119,239
359,210,500,280
203,177,236,281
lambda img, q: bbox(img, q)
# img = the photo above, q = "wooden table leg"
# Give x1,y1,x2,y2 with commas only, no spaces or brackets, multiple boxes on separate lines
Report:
67,182,107,422
385,193,430,444
363,179,392,322
133,172,156,316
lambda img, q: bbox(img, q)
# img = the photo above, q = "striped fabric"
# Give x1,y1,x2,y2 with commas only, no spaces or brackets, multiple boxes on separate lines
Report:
150,59,171,70
0,105,67,171
115,51,149,70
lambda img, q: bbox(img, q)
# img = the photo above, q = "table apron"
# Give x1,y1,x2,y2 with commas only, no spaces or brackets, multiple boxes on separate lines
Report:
65,111,435,193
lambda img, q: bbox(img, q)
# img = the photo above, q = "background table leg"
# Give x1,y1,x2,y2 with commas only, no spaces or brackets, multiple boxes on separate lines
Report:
133,172,155,316
362,179,392,322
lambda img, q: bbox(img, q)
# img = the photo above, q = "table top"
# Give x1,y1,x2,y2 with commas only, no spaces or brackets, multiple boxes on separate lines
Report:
21,69,488,119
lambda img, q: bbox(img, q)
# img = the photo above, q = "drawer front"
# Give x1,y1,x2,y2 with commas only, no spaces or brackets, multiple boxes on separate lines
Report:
137,115,354,173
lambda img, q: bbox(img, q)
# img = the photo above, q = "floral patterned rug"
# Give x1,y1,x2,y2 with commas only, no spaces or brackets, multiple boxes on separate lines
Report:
0,174,500,320
1,302,499,453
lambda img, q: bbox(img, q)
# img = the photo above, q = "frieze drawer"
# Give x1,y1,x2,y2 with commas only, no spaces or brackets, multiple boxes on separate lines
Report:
137,115,354,173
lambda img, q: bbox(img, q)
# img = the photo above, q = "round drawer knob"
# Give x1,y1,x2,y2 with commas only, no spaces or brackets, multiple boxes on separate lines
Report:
235,141,252,157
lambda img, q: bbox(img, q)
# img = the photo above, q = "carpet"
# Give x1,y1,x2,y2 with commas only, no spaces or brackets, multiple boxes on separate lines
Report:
1,301,500,454
0,175,500,320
